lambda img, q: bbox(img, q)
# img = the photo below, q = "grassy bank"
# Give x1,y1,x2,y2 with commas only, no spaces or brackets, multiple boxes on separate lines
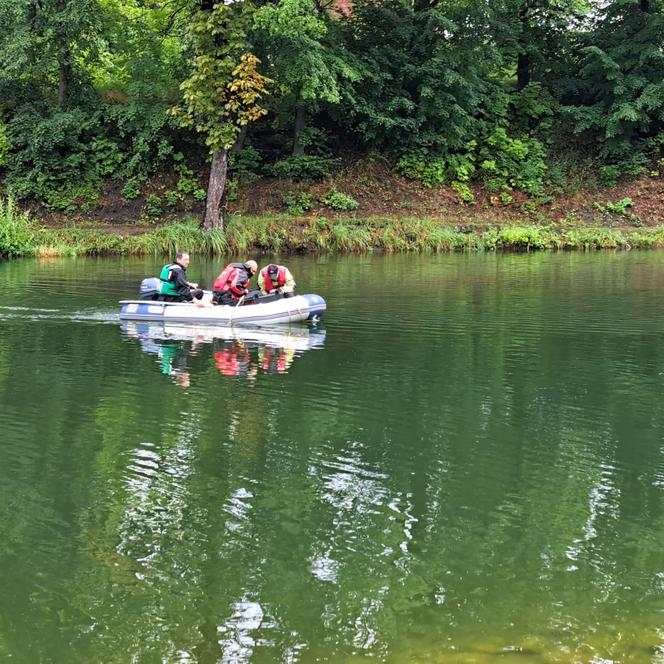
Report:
4,199,664,258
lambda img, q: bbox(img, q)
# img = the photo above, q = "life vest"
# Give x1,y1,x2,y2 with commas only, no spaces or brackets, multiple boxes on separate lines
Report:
214,349,241,376
261,265,286,292
158,263,181,297
213,263,249,297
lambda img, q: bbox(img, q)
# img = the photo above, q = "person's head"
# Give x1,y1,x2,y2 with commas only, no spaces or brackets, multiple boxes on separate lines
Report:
245,260,258,275
175,251,190,267
267,264,279,279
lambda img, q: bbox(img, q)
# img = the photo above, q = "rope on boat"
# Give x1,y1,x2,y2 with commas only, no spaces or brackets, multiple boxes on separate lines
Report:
229,295,245,326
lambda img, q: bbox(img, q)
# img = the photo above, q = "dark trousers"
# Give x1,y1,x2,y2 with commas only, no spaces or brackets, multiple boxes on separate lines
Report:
213,289,260,306
159,288,204,303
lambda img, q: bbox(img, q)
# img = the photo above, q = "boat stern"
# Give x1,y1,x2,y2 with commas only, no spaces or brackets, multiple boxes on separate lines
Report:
301,294,326,321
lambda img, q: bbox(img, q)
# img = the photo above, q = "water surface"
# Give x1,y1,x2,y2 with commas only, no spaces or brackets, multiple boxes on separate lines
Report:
1,252,663,663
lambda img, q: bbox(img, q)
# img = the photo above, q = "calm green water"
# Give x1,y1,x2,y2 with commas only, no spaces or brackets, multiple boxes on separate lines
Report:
1,252,663,663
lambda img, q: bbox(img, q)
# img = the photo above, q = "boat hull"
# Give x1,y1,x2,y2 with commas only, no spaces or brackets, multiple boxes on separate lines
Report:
118,293,326,325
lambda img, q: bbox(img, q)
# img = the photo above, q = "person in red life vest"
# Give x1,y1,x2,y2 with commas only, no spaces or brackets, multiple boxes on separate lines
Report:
212,260,258,306
258,263,296,297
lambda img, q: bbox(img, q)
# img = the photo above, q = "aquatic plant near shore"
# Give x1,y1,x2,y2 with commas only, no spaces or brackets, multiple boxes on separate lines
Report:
0,196,36,257
7,212,664,258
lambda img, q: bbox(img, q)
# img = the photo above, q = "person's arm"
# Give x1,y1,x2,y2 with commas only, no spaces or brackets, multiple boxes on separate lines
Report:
283,268,296,293
173,267,194,301
258,271,266,293
229,271,249,296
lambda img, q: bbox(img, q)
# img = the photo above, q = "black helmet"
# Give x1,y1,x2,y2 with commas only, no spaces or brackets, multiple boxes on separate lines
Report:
267,264,279,277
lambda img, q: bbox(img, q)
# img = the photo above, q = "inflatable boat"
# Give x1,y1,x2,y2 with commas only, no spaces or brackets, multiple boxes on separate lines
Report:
119,293,326,325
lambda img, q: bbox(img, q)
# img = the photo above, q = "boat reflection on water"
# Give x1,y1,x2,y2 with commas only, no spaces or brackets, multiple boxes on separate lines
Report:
120,321,326,385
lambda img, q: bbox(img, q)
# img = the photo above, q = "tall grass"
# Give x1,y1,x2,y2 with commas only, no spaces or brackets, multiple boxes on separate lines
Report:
6,211,664,258
0,196,36,257
35,219,227,257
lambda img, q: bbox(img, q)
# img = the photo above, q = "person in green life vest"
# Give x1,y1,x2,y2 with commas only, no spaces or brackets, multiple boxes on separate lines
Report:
158,251,205,306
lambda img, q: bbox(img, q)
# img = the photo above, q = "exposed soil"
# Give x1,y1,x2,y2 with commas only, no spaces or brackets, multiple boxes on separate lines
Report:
33,157,664,231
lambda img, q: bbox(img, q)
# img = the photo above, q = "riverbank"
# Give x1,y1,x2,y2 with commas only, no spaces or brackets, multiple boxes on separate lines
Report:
4,158,664,257
5,210,664,258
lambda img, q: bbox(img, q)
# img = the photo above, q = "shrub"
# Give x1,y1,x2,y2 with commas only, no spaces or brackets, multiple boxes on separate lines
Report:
165,190,183,207
599,156,647,187
269,155,334,179
229,145,262,177
177,177,198,194
144,195,163,217
90,137,124,177
283,191,314,215
5,107,100,207
604,197,634,215
451,181,475,203
397,153,446,188
321,189,359,211
479,128,547,195
193,187,207,202
122,179,141,200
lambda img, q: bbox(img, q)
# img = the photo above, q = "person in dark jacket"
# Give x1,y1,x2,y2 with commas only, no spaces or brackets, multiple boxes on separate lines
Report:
212,260,258,306
158,251,205,305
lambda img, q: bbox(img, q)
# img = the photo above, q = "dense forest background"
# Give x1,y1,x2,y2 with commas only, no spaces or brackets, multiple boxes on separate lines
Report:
0,0,663,229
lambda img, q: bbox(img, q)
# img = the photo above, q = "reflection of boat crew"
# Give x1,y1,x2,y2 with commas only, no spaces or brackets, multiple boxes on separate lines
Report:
212,260,258,306
259,346,295,374
157,341,191,388
258,264,296,296
214,342,253,377
158,251,205,305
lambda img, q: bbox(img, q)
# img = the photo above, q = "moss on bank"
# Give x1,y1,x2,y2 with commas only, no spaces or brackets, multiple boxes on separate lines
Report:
3,204,664,258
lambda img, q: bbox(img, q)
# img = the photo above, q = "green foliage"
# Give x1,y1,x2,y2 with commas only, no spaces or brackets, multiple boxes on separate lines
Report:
253,0,361,115
177,177,198,195
598,156,648,186
144,194,162,217
229,145,262,177
0,197,35,257
329,223,373,253
479,128,547,195
398,128,547,195
604,197,634,216
321,189,359,211
122,179,141,200
165,190,183,207
563,1,664,165
10,214,664,259
0,0,660,214
0,120,10,167
171,3,271,153
283,191,314,215
5,108,99,206
451,181,475,203
397,154,446,188
269,155,334,179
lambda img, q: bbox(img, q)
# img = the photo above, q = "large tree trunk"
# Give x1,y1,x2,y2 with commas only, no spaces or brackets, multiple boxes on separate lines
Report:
292,103,306,156
57,53,70,108
231,125,248,155
204,149,228,231
516,52,530,90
